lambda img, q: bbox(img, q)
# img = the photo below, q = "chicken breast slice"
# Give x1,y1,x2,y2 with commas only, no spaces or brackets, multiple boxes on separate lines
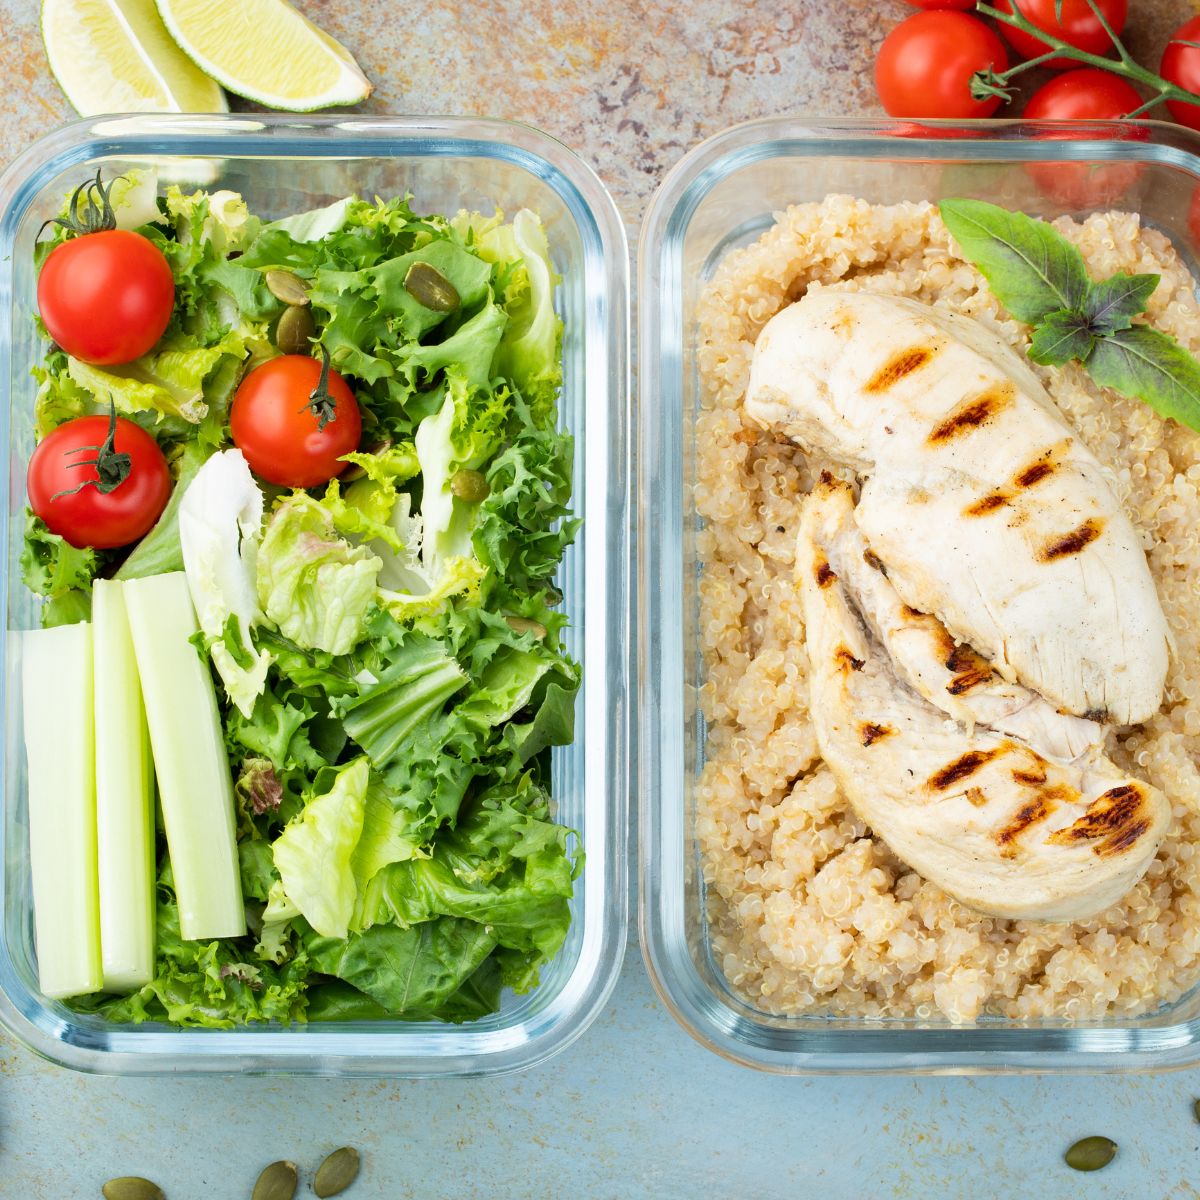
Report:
747,289,1170,726
797,480,1170,922
815,480,1103,763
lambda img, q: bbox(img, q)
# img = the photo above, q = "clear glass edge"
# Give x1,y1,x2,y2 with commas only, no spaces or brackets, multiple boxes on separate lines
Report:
0,114,632,1077
637,115,1200,1074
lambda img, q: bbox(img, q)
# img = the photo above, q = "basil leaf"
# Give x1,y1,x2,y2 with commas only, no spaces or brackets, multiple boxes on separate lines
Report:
1082,273,1159,335
939,198,1090,324
1029,310,1096,367
1087,326,1200,430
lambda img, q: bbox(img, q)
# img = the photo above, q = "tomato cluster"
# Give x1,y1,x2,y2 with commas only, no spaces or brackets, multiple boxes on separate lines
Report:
876,2,1200,134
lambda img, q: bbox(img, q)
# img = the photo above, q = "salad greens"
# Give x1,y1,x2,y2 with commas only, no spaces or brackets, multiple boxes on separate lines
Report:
31,172,581,1027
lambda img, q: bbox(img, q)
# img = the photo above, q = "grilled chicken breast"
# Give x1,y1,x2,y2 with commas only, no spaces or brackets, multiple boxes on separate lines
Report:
747,290,1170,726
798,480,1170,922
816,483,1103,763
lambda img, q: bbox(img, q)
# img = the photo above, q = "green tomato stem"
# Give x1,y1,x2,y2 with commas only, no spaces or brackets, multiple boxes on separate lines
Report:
974,0,1200,111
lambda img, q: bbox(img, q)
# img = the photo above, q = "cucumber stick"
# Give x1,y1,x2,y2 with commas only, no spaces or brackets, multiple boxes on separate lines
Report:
92,580,155,992
22,623,102,999
123,573,245,941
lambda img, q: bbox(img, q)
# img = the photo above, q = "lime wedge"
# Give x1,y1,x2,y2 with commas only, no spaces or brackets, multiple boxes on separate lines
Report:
155,0,372,111
42,0,227,116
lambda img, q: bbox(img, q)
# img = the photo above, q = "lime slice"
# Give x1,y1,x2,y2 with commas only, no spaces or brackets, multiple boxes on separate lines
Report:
155,0,372,111
42,0,227,116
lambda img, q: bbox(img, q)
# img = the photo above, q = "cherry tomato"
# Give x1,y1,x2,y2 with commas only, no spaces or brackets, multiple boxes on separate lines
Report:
231,354,362,489
903,0,976,8
28,413,170,550
1022,70,1146,208
995,0,1127,69
37,230,174,366
1162,18,1200,132
875,13,1010,120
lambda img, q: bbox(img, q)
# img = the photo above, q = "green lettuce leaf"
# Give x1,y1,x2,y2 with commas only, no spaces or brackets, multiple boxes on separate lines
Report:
20,512,103,627
271,758,369,939
257,493,382,655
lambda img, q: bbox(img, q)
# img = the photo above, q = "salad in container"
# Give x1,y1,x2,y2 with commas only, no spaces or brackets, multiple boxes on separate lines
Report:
19,162,586,1032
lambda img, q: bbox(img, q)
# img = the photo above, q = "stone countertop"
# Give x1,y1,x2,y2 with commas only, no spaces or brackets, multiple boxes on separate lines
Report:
4,1,1200,1196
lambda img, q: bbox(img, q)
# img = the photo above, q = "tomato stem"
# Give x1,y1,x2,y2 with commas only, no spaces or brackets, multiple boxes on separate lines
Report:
973,0,1200,111
37,170,120,241
303,345,339,432
51,402,131,499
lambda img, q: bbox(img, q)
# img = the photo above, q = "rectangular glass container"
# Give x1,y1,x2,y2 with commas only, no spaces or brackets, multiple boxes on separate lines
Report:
638,116,1200,1073
0,114,630,1076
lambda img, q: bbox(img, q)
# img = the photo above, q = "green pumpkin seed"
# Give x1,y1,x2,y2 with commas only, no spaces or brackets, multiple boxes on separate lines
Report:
1064,1136,1117,1172
275,305,316,355
450,468,489,502
313,1146,360,1197
505,615,547,639
403,262,460,313
101,1178,165,1200
1193,1097,1200,1124
265,270,310,306
251,1160,298,1200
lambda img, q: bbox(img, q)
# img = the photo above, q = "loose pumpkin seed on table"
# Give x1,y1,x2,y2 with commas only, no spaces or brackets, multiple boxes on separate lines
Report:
101,1178,165,1200
313,1146,361,1197
1064,1136,1118,1172
251,1159,298,1200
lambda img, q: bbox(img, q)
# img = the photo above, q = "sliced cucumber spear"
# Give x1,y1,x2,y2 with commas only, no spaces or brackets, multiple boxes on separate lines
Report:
123,573,245,941
92,580,155,991
22,622,102,999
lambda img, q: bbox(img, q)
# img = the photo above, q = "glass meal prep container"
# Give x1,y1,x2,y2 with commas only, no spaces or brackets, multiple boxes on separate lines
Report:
0,114,630,1076
638,116,1200,1074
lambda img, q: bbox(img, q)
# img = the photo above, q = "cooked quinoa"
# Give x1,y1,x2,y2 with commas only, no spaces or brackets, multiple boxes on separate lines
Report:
694,196,1200,1023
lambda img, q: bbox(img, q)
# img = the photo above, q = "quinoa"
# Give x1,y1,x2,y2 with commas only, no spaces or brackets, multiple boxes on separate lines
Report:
694,196,1200,1023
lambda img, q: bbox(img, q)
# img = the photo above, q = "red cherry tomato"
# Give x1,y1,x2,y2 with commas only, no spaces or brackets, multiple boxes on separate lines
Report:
231,354,362,489
995,0,1127,69
1022,70,1146,208
37,230,174,366
1162,18,1200,132
875,13,1010,120
903,0,976,8
27,413,171,550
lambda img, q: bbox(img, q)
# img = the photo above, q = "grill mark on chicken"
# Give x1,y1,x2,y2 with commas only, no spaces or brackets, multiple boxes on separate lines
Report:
1015,459,1057,488
862,548,887,575
966,787,987,808
834,645,865,673
927,384,1014,444
965,491,1010,517
946,665,993,696
1046,783,1154,857
864,345,937,393
1012,766,1048,787
814,557,837,588
1083,707,1109,723
1038,518,1104,562
928,747,1005,790
996,793,1059,854
859,721,895,747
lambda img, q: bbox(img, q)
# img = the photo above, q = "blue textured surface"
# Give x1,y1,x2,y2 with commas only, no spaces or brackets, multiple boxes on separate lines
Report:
2,938,1200,1197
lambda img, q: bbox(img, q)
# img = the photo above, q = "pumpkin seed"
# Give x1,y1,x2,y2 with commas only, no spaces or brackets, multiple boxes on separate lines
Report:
403,262,460,313
505,615,547,639
265,270,310,306
1064,1135,1117,1172
1194,1097,1200,1124
251,1160,298,1200
313,1146,360,1197
275,305,316,355
450,468,489,502
101,1178,165,1200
